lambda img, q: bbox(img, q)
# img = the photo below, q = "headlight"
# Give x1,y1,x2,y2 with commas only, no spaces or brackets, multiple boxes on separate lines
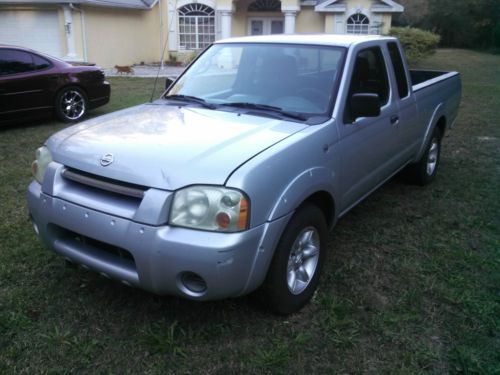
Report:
170,186,249,232
31,146,52,184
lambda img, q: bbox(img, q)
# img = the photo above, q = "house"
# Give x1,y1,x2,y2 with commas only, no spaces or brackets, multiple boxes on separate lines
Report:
0,0,403,68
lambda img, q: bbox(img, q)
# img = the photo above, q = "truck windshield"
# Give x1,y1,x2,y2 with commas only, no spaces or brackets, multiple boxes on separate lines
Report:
165,43,346,119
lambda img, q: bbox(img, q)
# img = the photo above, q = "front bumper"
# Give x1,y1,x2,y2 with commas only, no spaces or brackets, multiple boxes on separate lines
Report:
28,181,290,300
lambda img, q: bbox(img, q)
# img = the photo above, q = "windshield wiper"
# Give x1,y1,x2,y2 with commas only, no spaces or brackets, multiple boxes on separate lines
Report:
164,94,217,109
221,102,307,121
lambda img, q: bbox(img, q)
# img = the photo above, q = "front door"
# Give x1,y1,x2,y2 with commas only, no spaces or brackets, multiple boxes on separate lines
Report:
248,18,284,35
337,46,401,212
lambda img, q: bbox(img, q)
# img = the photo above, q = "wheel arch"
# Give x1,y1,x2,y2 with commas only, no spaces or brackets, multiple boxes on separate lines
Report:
241,168,338,296
414,103,447,162
267,166,338,229
54,83,88,101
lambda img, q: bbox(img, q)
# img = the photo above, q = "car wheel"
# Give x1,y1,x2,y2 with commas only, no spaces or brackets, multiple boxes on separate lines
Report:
261,203,328,314
406,127,442,186
55,86,87,123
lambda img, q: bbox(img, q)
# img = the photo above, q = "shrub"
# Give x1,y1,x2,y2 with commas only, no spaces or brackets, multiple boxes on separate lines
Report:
388,27,441,62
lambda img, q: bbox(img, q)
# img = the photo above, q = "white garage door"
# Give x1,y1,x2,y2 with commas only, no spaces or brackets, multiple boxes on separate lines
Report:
0,10,63,58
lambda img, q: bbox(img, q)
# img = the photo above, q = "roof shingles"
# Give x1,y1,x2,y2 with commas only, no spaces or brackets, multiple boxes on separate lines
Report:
0,0,158,9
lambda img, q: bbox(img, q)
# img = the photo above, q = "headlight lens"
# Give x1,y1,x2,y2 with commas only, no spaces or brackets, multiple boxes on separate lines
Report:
31,146,52,184
170,186,249,232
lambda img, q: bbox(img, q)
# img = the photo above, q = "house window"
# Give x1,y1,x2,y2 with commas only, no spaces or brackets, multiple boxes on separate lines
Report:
248,0,281,12
178,4,215,50
346,13,370,34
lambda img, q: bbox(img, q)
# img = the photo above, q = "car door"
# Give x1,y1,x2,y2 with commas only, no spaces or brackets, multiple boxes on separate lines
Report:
337,46,401,212
387,41,420,160
0,49,54,123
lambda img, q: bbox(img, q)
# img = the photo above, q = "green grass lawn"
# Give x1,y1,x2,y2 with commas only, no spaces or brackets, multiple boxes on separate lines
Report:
1,50,499,373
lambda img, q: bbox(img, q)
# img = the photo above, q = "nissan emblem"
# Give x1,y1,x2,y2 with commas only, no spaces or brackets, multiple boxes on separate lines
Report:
100,153,114,166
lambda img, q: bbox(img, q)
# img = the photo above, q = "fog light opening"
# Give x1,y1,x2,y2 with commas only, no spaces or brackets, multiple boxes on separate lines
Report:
180,272,207,295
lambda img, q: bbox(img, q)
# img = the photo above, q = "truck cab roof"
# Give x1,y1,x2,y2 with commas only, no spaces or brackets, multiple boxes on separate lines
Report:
216,34,398,48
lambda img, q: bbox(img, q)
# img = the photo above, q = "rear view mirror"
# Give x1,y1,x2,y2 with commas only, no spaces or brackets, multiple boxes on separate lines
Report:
350,93,380,119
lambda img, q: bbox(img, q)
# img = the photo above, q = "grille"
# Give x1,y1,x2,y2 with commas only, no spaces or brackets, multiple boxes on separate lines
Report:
62,168,146,199
59,226,135,264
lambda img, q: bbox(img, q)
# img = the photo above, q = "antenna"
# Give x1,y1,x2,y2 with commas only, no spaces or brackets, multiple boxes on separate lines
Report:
150,0,175,103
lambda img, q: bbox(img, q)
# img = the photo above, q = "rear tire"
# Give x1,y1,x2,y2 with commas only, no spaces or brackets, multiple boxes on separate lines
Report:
260,203,328,315
406,127,442,186
55,86,87,123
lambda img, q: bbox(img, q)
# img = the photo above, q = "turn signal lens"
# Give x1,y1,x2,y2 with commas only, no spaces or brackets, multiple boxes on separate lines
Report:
237,198,249,230
32,146,52,184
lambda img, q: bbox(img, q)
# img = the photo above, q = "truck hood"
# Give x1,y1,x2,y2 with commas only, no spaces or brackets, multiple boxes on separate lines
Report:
47,103,307,190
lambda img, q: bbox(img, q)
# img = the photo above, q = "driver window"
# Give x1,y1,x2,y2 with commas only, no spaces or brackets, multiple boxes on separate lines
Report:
350,48,389,102
345,47,390,122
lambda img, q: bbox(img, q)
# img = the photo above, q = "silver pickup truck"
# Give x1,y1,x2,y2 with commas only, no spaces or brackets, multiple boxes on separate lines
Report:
28,35,461,314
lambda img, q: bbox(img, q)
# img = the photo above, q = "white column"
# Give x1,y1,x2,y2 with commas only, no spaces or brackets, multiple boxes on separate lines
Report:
63,6,77,59
168,0,178,51
220,11,233,39
283,11,297,34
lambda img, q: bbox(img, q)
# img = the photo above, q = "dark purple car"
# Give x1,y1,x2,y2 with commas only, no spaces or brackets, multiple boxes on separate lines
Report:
0,45,110,125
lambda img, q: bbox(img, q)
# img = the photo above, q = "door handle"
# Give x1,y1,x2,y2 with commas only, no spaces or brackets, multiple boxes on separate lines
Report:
390,115,399,125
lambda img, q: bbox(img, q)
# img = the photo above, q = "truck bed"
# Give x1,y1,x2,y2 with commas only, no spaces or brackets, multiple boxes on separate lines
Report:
410,69,460,92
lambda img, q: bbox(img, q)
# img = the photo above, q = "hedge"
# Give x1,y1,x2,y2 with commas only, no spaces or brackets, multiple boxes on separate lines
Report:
388,27,441,62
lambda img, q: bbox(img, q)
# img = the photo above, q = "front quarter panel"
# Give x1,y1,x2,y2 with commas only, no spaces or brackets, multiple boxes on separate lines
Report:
226,119,340,228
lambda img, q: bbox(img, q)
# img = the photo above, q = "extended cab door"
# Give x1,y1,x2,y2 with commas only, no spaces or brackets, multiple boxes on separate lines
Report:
386,41,420,159
337,45,402,212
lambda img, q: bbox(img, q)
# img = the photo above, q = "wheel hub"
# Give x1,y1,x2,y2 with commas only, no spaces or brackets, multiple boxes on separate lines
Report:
61,90,85,120
286,227,320,295
426,138,439,176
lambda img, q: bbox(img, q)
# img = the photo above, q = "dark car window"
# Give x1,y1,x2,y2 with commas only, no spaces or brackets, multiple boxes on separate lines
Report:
32,54,51,71
344,47,390,123
348,47,389,104
387,42,409,98
0,49,35,76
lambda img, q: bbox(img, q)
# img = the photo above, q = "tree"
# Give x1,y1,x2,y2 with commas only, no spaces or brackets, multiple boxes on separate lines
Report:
393,0,500,49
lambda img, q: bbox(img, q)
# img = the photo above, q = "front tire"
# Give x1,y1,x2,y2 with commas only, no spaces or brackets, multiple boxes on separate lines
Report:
55,86,87,123
260,203,328,314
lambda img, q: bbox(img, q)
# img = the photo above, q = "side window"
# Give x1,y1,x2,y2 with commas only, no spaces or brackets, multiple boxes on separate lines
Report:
32,54,51,71
0,50,35,76
387,42,409,98
345,47,389,122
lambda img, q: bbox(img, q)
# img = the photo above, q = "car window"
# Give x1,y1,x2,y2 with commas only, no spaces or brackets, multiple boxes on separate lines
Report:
387,42,409,98
344,47,390,122
348,47,389,103
32,54,51,71
0,49,35,76
169,43,345,117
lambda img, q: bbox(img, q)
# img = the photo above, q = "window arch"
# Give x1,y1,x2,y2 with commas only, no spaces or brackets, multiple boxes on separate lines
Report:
178,4,215,50
346,13,370,34
248,0,281,12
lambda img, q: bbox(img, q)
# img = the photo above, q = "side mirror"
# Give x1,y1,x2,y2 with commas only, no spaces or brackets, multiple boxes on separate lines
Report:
350,93,380,119
165,77,174,90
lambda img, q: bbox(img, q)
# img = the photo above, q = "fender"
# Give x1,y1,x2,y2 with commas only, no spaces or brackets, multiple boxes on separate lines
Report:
268,166,337,224
414,102,445,162
241,167,338,295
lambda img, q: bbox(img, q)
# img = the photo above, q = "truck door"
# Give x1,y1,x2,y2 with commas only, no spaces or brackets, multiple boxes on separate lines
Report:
337,46,401,211
386,41,420,160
